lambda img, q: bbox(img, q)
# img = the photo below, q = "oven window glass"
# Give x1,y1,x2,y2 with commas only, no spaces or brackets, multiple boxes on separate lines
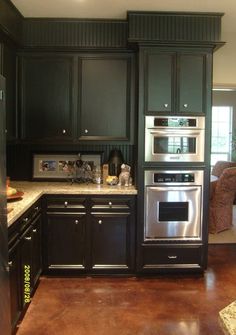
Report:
153,137,196,154
159,202,189,221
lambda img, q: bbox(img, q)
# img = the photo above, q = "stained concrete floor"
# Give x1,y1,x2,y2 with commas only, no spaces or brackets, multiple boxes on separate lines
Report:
16,245,236,335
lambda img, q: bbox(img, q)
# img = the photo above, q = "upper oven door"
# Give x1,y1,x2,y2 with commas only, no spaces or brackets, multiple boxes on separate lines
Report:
145,128,205,162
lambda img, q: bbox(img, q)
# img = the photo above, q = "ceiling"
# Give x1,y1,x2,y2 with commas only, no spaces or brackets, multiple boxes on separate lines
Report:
9,0,236,35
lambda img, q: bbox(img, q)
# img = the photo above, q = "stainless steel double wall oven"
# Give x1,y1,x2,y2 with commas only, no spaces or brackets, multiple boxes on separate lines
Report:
144,116,205,241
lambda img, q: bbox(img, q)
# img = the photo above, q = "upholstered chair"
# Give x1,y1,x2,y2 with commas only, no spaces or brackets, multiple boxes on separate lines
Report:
211,160,236,178
209,167,236,233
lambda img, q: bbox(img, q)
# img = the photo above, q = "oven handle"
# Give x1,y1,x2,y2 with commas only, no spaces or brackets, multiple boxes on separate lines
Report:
149,129,202,136
147,186,201,191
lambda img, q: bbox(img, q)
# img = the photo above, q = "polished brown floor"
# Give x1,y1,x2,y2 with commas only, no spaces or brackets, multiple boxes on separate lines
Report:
16,245,236,335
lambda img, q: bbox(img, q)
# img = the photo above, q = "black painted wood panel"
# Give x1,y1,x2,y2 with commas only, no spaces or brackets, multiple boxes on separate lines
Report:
0,0,22,43
128,11,224,44
6,143,135,181
22,19,128,49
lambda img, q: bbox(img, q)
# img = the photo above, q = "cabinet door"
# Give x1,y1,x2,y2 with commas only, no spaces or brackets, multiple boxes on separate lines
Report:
20,55,74,141
31,216,42,290
9,240,22,332
46,213,86,270
20,226,33,311
79,54,134,140
91,213,133,272
145,51,174,113
178,53,205,114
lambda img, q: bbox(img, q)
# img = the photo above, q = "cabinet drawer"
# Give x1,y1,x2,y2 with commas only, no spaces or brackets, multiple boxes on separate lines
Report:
46,197,86,211
91,196,133,211
19,201,41,232
142,245,202,269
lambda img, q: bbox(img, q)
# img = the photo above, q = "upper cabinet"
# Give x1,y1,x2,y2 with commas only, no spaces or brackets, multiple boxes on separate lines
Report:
18,52,135,143
143,48,211,115
19,55,74,141
78,54,134,141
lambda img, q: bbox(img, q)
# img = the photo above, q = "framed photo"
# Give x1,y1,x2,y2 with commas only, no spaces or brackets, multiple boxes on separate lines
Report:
32,153,102,180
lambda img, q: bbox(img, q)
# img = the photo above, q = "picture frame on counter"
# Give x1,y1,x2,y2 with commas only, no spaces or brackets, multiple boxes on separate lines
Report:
32,153,102,180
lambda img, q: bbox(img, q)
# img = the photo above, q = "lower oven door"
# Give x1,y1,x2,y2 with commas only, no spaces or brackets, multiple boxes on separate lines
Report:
144,186,202,240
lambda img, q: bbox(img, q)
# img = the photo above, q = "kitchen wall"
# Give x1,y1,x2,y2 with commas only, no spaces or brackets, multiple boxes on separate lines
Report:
213,31,236,86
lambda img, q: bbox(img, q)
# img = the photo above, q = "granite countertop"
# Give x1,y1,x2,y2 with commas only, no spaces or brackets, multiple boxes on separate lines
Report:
219,301,236,335
7,181,137,227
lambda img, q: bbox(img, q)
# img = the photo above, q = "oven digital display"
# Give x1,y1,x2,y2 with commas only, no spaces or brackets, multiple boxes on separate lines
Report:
154,118,197,127
154,173,195,183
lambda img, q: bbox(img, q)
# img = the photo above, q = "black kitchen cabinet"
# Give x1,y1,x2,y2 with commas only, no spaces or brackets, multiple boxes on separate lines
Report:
18,52,135,143
137,244,204,273
78,54,135,141
2,44,17,141
19,55,74,141
43,195,136,274
143,48,211,115
91,212,133,272
30,215,42,291
8,238,21,333
46,213,86,272
8,200,42,332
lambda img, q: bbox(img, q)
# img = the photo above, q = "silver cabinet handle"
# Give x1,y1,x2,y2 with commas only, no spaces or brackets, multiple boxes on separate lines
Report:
25,236,32,241
75,220,79,225
34,206,39,211
168,255,177,259
183,104,188,108
5,129,7,134
108,201,112,207
8,261,13,267
98,220,102,225
64,201,68,207
62,129,66,134
23,218,29,223
164,104,168,108
32,229,37,233
84,129,88,134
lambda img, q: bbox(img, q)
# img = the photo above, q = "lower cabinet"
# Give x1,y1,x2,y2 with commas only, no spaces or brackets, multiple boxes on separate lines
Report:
137,244,204,273
8,239,21,333
46,213,86,272
91,213,133,272
43,195,136,275
8,201,42,334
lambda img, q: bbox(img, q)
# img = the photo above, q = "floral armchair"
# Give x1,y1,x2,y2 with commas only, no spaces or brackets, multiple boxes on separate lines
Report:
209,167,236,233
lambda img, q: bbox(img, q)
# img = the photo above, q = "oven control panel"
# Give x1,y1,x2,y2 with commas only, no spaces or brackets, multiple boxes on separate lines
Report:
154,173,195,183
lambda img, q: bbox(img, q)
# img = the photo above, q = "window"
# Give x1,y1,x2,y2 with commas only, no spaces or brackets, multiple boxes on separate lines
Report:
211,106,233,167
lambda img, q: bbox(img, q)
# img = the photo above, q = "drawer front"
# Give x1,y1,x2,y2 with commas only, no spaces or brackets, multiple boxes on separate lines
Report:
20,200,41,232
142,245,202,268
91,196,133,211
46,197,86,211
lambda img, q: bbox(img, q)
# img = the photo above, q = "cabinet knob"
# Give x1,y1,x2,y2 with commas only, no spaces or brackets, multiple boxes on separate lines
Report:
164,104,168,108
84,129,88,134
98,220,102,225
8,261,13,267
25,236,32,241
32,229,37,233
108,201,112,207
62,129,66,134
64,201,68,207
75,220,79,225
168,255,177,259
34,206,39,212
183,104,188,108
23,218,29,223
5,129,7,134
